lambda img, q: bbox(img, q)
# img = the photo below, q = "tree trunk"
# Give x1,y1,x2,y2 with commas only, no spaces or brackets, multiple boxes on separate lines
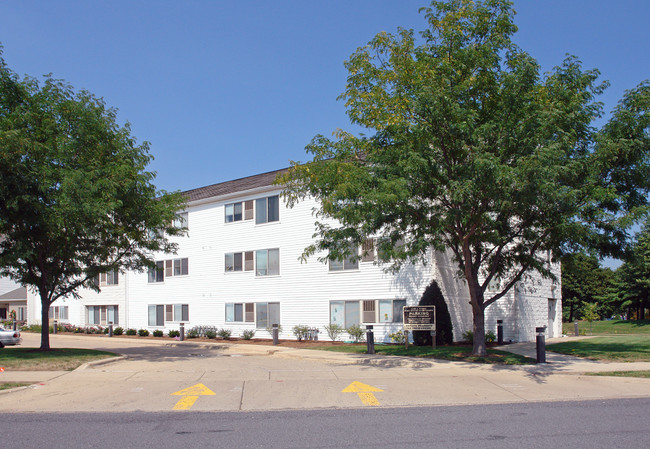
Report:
40,293,51,351
471,303,487,356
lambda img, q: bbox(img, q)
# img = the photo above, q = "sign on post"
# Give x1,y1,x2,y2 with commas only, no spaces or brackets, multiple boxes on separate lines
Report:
403,306,436,331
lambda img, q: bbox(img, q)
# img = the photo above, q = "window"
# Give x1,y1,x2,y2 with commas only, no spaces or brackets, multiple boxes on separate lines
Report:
148,258,188,282
148,303,188,326
225,252,243,272
225,302,255,323
173,212,188,229
148,261,164,283
255,195,280,224
49,306,69,321
225,202,243,223
99,270,119,286
330,299,405,326
256,249,279,276
16,307,26,321
378,299,406,323
87,305,119,325
255,302,280,329
329,246,359,271
361,238,375,262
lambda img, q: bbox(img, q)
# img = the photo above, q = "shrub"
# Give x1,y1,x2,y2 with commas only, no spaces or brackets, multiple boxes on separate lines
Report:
103,327,109,334
241,329,255,340
168,329,180,338
125,328,137,336
389,330,407,344
187,328,199,338
266,324,282,336
485,330,496,343
346,324,365,343
152,329,164,337
205,330,217,339
138,329,150,337
113,326,124,335
462,329,474,343
292,324,310,341
217,328,231,339
324,323,344,342
413,280,454,347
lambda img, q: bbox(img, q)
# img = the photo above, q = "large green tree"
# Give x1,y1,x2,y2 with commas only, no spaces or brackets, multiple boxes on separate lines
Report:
281,0,650,355
0,49,185,350
561,253,613,322
605,220,650,319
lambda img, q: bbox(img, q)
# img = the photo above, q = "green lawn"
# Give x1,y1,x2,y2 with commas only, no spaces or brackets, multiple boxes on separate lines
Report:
547,335,650,362
586,370,650,379
0,348,117,371
563,319,650,335
316,344,535,365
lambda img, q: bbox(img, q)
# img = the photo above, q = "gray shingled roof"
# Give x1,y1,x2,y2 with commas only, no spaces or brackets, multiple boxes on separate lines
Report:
0,286,26,300
182,168,288,203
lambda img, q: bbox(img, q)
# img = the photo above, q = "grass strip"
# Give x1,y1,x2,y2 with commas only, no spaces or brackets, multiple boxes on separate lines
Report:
0,382,32,391
585,370,650,379
0,348,117,371
547,335,650,362
315,344,535,365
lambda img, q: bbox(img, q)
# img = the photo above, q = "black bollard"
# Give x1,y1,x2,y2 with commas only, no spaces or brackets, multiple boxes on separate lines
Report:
536,326,546,364
431,329,437,348
108,322,113,337
404,330,409,350
13,320,17,331
53,319,57,334
497,319,503,345
366,325,375,354
574,320,579,337
179,322,185,341
272,324,279,345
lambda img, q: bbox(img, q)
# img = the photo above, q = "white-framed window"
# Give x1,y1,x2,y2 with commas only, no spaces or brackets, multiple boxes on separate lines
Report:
148,258,188,282
16,307,26,321
256,248,279,276
173,212,188,229
329,245,359,271
225,200,253,223
48,306,69,321
255,195,280,224
255,302,280,329
361,238,375,262
225,302,255,323
330,299,405,326
148,303,189,326
87,305,118,325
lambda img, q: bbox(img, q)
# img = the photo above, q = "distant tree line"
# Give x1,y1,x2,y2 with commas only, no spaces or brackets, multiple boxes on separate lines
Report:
562,219,650,321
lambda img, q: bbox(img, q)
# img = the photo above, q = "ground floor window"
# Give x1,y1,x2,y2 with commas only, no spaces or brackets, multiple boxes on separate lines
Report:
330,299,406,327
255,302,280,329
16,306,26,321
49,306,69,321
148,304,189,326
87,305,118,325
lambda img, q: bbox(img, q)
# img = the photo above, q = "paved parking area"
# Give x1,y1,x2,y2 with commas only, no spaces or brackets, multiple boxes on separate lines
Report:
1,333,649,412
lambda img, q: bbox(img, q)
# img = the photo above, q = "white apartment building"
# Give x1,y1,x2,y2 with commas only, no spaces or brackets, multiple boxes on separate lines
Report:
26,168,562,342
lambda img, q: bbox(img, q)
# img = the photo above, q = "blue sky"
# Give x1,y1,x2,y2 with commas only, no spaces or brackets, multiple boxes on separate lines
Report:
1,0,648,194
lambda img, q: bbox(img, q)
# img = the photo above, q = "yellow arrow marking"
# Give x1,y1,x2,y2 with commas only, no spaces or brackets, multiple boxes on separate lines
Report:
342,381,383,406
171,383,215,410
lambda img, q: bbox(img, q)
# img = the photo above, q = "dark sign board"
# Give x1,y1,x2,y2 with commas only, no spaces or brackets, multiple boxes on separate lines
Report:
403,306,436,331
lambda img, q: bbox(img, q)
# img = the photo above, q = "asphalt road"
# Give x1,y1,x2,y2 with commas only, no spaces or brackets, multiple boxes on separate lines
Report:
2,398,649,449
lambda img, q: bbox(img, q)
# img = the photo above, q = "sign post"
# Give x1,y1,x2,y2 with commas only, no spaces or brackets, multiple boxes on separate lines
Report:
403,306,436,346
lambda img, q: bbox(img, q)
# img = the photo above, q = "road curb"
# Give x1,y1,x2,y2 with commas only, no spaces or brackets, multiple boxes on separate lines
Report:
76,355,127,371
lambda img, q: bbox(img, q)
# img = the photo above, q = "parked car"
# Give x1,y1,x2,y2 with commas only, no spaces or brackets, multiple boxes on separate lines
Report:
0,326,22,348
